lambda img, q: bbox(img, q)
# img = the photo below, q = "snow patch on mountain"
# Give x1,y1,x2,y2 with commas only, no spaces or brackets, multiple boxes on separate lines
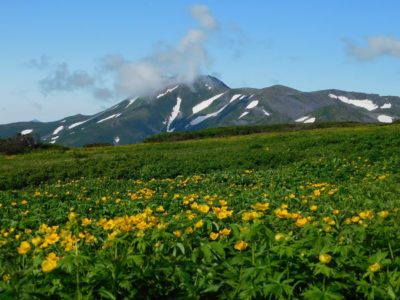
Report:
192,92,225,114
52,126,64,135
262,109,270,116
296,116,315,123
377,115,393,123
166,97,182,132
239,112,249,119
380,103,392,109
246,100,259,109
68,121,88,129
125,97,138,109
97,113,122,124
21,129,33,135
156,85,179,99
329,94,378,111
304,117,316,123
190,103,229,126
295,116,310,122
229,94,242,103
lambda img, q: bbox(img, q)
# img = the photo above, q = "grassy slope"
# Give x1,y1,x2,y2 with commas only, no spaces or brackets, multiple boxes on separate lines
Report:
0,123,399,190
1,123,400,298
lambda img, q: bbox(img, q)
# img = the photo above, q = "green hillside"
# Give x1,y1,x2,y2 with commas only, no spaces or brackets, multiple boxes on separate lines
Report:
1,124,399,298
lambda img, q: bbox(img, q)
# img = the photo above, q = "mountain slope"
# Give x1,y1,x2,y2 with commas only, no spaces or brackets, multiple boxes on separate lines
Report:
1,75,399,146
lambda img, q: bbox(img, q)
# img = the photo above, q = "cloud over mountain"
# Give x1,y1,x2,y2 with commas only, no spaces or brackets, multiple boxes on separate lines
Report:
31,5,219,100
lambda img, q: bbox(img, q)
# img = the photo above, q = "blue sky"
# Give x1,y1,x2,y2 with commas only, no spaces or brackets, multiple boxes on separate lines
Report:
1,0,400,124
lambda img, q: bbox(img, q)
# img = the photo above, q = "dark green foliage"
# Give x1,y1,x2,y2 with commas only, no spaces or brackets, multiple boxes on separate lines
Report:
143,122,364,143
0,134,39,155
83,143,114,148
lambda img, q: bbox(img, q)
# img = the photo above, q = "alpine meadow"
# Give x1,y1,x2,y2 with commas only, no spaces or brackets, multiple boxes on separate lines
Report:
1,1,400,299
1,123,400,299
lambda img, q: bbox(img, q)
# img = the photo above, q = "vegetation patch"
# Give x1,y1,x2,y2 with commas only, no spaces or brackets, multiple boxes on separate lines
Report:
0,124,399,298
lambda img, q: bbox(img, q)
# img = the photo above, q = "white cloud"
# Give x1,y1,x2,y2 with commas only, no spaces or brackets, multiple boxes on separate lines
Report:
31,5,228,99
190,5,218,30
39,63,95,93
347,36,400,60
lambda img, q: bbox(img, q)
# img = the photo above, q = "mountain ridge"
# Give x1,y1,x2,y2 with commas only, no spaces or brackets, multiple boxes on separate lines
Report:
1,75,399,146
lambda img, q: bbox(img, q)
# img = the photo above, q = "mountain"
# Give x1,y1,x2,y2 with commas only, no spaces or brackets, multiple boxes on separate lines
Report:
0,75,399,146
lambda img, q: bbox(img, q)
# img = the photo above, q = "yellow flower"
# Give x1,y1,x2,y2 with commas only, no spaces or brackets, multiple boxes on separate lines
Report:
197,204,210,214
68,211,77,221
212,207,233,219
31,236,42,246
378,211,389,218
173,230,182,238
107,231,118,241
210,232,219,240
157,223,166,230
274,208,289,218
323,217,336,225
295,218,308,227
194,220,204,228
251,202,270,211
219,228,231,236
44,233,60,245
81,218,92,226
41,252,59,273
368,262,381,273
359,210,373,219
186,227,193,234
2,274,11,283
309,205,318,211
219,200,228,206
274,233,284,241
234,240,248,251
136,221,149,231
319,253,332,264
17,241,31,254
313,190,321,197
156,205,165,213
332,209,340,215
242,211,262,221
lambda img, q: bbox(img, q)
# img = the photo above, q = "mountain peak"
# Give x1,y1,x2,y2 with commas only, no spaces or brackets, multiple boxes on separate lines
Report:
264,84,299,93
194,75,230,90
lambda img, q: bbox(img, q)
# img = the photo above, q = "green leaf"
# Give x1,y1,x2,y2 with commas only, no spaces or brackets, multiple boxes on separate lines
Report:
176,242,185,255
201,244,212,262
98,288,116,300
209,242,225,257
201,284,222,293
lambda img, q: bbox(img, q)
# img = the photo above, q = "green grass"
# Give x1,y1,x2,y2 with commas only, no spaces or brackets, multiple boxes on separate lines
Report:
0,123,399,191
